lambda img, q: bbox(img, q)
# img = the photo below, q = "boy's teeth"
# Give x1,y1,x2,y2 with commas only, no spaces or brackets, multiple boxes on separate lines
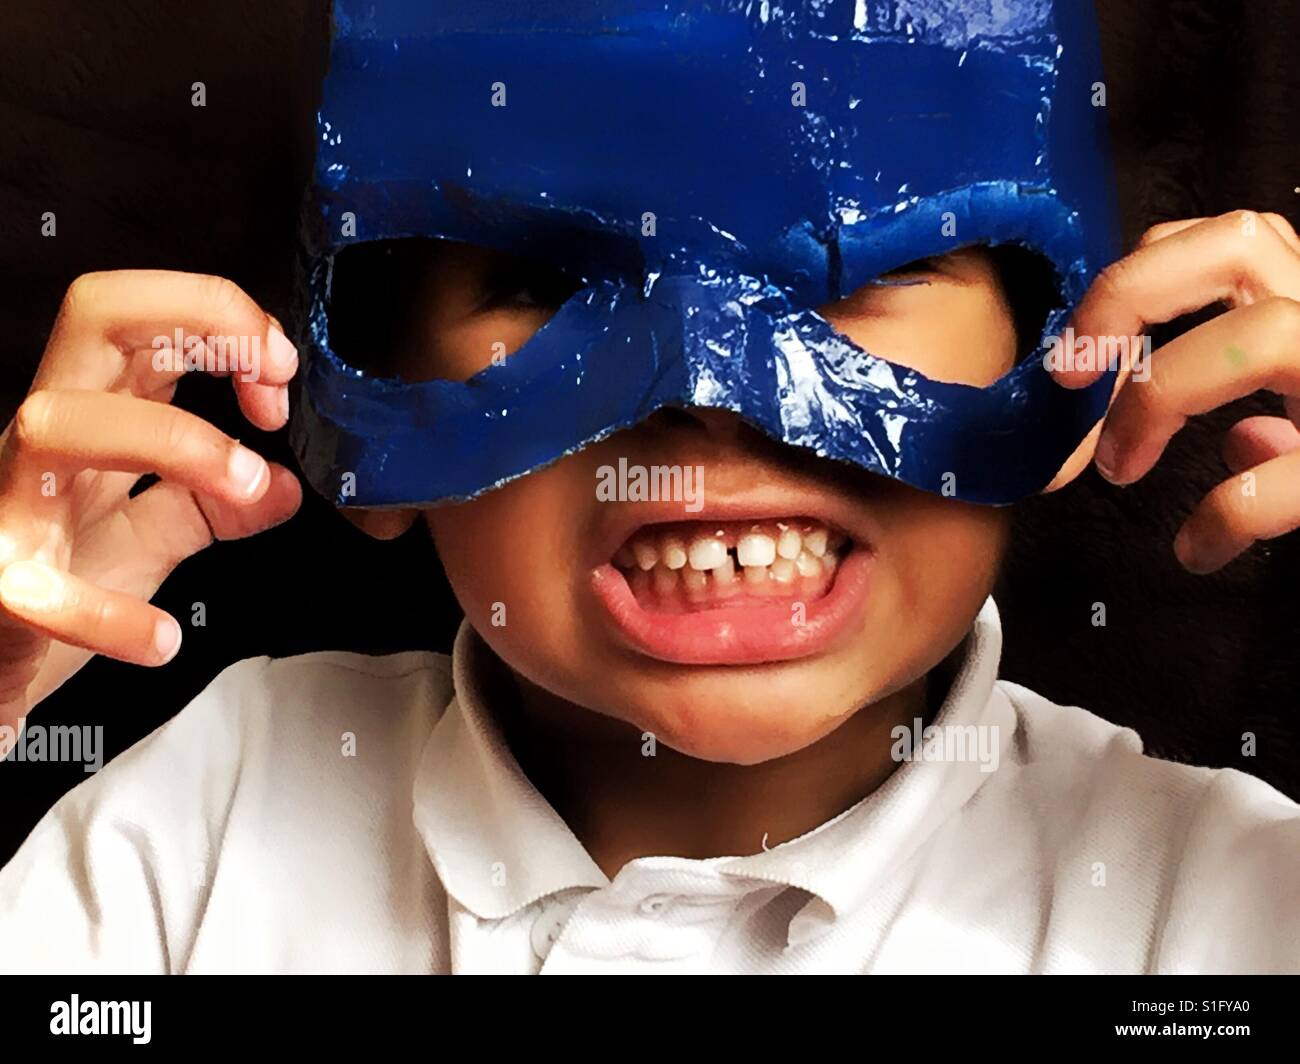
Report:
713,555,737,586
652,565,679,595
614,517,848,602
660,535,688,570
687,535,728,571
776,528,802,560
770,557,796,584
682,567,707,595
795,550,821,578
737,532,777,567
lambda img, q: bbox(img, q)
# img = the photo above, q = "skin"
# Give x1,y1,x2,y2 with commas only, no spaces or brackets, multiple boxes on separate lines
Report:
356,243,1013,870
1,211,1298,878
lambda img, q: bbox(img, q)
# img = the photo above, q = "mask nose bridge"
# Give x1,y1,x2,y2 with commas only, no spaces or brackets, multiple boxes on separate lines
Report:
637,269,793,419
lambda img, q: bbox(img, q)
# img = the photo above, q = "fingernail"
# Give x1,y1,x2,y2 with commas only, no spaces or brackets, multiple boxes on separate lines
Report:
267,325,298,373
0,561,61,611
227,444,269,498
154,616,182,664
1094,432,1121,482
277,386,290,422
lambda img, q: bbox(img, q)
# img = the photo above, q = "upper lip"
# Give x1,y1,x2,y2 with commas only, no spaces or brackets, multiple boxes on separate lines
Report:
590,486,875,566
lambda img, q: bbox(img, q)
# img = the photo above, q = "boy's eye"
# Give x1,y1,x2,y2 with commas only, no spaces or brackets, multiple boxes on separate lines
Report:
479,262,580,312
502,285,541,308
874,256,940,281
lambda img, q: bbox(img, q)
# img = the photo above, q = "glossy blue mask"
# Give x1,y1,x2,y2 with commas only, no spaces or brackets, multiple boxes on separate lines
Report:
292,0,1120,507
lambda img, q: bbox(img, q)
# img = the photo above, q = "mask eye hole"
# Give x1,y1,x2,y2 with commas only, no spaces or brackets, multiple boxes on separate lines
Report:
325,237,441,377
477,256,583,313
324,237,583,382
984,244,1062,365
817,244,1062,385
836,245,1060,366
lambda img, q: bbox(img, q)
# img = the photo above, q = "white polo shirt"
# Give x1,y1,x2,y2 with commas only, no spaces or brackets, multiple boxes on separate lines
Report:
1,598,1297,974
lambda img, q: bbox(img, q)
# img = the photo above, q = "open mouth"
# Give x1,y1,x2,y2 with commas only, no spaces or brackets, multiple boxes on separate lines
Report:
591,512,874,666
611,517,851,613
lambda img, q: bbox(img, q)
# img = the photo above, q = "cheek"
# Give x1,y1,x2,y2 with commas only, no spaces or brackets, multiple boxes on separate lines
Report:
426,311,553,382
426,476,557,619
869,491,1009,665
423,461,592,689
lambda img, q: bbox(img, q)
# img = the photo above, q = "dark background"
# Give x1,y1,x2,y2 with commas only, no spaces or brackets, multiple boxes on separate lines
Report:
1,0,1298,863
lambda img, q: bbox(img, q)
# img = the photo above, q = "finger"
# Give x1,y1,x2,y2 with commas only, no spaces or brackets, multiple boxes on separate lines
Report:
116,463,301,582
232,312,296,430
1138,213,1300,255
192,461,301,540
0,560,181,666
1092,297,1300,484
1055,210,1300,389
14,466,302,659
0,471,296,724
38,270,299,392
1174,447,1300,573
1136,218,1203,248
1041,358,1130,492
235,379,291,432
1,390,273,507
1259,212,1299,254
1222,416,1300,473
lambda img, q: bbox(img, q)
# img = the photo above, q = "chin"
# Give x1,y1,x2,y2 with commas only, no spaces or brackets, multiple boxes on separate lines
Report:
615,666,868,765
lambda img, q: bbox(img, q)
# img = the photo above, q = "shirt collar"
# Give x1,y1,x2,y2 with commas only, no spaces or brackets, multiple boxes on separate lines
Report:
716,596,1015,946
412,626,609,920
413,597,1013,940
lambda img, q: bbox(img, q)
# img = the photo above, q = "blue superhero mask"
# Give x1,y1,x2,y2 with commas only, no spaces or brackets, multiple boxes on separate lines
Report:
291,0,1120,508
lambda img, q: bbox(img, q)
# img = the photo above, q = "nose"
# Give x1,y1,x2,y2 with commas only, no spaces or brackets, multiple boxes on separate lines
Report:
643,404,754,443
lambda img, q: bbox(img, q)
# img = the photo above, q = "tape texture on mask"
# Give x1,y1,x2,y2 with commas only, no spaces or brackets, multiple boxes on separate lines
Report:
293,0,1121,507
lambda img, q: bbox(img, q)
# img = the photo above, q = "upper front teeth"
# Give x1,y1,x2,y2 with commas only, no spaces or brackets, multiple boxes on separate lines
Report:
687,536,727,571
615,520,846,586
737,532,776,567
777,528,802,559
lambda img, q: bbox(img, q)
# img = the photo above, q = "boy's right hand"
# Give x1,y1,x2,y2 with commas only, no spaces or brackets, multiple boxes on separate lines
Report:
0,271,302,737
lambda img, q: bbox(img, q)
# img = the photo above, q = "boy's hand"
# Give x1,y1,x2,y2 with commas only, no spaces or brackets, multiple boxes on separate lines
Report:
1049,210,1300,573
0,271,301,736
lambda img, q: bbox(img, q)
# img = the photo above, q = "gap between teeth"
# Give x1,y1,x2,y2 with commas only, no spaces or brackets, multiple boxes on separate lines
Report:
615,523,843,592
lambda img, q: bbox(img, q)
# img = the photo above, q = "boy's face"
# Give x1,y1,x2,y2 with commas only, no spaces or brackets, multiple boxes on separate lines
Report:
354,242,1016,764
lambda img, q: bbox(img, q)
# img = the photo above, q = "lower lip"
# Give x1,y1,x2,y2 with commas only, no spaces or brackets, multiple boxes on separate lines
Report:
589,548,874,666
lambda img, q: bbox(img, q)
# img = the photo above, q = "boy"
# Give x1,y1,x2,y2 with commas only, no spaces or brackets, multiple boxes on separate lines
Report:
0,1,1298,973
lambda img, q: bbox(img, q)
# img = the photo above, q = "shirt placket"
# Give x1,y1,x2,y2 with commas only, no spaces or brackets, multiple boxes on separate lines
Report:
533,863,768,974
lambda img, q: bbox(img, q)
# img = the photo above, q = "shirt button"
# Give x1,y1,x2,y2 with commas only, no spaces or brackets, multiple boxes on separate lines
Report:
638,894,673,917
530,900,577,961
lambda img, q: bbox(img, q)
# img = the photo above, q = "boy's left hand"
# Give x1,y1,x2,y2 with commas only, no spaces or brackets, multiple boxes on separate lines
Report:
1048,209,1300,573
